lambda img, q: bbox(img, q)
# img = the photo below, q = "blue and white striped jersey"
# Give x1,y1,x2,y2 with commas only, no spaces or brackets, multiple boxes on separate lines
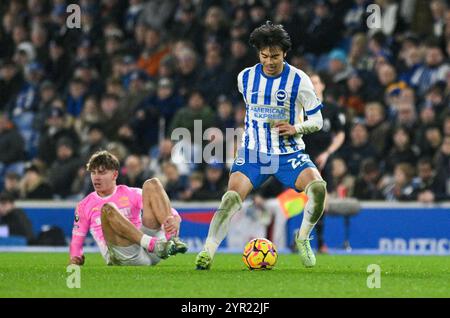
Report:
237,62,323,155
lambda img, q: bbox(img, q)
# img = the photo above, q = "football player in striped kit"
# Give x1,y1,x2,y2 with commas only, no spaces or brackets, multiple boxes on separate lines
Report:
195,21,327,270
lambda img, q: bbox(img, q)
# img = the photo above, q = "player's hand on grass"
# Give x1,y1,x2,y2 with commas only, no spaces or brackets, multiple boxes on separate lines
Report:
69,255,85,265
275,122,297,136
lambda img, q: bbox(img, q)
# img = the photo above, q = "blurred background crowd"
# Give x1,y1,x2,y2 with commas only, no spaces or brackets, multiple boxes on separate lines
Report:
0,0,449,207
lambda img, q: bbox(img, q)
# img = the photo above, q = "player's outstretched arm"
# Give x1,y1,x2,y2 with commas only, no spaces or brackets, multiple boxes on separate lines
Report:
69,235,86,265
68,204,89,265
276,110,323,136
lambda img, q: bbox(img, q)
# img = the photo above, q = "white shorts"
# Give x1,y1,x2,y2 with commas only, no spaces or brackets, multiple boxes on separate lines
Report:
105,244,161,266
103,225,162,266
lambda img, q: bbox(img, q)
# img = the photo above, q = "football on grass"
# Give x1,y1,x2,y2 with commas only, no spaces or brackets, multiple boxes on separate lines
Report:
242,238,278,270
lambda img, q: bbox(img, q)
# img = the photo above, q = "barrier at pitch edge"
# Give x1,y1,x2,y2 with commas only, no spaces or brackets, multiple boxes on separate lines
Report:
8,201,450,255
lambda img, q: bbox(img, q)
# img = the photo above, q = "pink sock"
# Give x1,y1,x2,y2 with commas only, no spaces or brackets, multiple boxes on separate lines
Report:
147,237,158,252
165,230,177,240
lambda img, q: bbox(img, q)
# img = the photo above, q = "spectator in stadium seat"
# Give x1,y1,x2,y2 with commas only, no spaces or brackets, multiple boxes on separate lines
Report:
397,36,422,86
105,78,128,115
157,55,177,79
365,102,391,157
421,82,447,121
37,107,80,167
197,49,231,106
133,77,183,151
169,90,215,141
302,0,341,56
343,1,369,37
201,160,228,201
0,60,23,112
443,116,450,137
74,95,102,143
384,81,406,121
215,95,235,133
248,1,269,31
180,171,211,201
0,13,15,58
419,125,443,159
148,138,191,178
30,23,49,66
103,30,124,62
430,0,447,38
73,61,102,97
376,63,398,97
382,162,416,201
202,6,229,50
72,38,98,72
20,163,52,200
434,135,450,195
226,37,257,100
66,77,87,117
9,62,43,155
122,71,150,117
3,172,21,200
78,8,102,42
46,37,71,91
0,192,34,244
348,33,372,71
327,49,353,86
418,105,438,138
13,41,35,69
273,0,303,50
338,121,377,176
339,70,368,119
170,3,203,51
99,93,127,141
119,154,149,189
412,158,448,202
0,112,25,178
395,101,419,136
161,161,188,200
137,27,170,77
174,47,200,97
46,138,83,199
138,0,177,31
384,126,419,173
79,124,108,162
411,39,450,96
328,157,355,198
124,0,145,36
33,80,57,133
117,124,141,155
353,158,384,200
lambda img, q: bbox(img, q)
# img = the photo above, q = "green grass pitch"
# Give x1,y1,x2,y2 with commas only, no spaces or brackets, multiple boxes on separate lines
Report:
0,252,449,298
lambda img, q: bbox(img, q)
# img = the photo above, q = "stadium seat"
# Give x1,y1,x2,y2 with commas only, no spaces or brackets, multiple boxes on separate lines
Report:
326,198,361,251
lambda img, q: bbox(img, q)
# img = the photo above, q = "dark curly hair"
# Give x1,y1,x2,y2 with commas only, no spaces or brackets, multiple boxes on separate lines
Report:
86,150,120,172
249,21,292,53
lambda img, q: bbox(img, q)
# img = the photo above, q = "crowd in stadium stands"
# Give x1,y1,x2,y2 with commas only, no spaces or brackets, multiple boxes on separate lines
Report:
0,0,449,204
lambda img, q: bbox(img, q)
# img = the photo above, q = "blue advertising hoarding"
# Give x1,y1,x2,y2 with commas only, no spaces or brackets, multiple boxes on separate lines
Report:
9,201,450,255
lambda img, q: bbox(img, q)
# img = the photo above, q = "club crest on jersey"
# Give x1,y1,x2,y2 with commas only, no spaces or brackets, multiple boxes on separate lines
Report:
275,89,287,102
235,157,245,166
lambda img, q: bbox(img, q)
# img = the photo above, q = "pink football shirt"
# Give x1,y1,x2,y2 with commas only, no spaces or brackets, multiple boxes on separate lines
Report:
69,185,143,259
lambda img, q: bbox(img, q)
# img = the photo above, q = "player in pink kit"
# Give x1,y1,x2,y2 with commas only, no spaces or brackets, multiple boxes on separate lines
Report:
69,150,188,266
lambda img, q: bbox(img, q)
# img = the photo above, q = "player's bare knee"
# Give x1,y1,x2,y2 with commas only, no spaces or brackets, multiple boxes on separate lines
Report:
305,180,327,208
143,178,162,193
101,203,118,220
218,191,242,216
